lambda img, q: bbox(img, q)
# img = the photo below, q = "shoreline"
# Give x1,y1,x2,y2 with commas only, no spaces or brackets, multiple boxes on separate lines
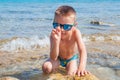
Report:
0,41,120,80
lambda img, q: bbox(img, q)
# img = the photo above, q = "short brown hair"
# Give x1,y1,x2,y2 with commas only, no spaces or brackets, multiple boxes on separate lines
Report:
55,5,76,17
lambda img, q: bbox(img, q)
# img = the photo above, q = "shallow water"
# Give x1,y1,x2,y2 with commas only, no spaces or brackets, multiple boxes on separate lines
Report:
0,41,120,80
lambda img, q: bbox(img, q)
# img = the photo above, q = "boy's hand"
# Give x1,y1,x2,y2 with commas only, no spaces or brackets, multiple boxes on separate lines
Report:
76,67,90,76
51,27,61,43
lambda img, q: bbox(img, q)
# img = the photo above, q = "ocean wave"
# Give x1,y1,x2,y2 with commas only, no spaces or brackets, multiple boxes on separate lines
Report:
0,36,49,52
0,34,120,52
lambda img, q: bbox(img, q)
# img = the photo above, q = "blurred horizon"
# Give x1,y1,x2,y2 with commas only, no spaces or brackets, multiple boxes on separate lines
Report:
0,0,120,3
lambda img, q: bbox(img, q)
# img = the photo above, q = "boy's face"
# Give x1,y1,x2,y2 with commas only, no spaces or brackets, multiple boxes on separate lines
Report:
54,15,75,39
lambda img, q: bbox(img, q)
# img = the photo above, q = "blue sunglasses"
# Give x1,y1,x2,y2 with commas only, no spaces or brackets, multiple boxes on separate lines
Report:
53,23,74,31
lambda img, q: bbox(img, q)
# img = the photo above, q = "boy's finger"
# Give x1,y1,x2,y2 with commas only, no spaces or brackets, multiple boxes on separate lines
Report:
52,29,58,34
84,71,88,75
53,28,60,33
73,71,76,76
52,29,57,32
77,71,80,76
56,29,61,36
87,71,91,74
51,30,55,34
56,27,61,32
80,71,84,76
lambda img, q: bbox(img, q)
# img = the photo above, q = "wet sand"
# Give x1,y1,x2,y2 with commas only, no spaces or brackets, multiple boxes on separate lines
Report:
0,41,120,80
86,41,120,80
0,48,49,77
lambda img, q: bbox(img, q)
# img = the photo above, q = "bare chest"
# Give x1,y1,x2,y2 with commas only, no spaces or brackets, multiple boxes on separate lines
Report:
59,40,77,59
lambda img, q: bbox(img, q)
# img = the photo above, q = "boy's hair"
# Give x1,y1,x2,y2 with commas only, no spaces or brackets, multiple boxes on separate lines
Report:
55,5,76,17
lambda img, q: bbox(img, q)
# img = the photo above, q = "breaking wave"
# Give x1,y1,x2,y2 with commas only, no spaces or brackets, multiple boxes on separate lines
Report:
0,33,120,52
0,36,49,52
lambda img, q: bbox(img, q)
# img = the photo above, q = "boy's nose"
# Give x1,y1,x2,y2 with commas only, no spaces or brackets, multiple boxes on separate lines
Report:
61,27,64,31
59,25,65,31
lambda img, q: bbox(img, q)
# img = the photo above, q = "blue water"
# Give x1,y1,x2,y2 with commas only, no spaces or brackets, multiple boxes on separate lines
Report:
0,0,120,3
0,1,120,39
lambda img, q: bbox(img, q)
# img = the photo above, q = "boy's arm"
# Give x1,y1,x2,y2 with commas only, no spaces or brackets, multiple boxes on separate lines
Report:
75,29,88,76
50,28,61,60
50,35,59,60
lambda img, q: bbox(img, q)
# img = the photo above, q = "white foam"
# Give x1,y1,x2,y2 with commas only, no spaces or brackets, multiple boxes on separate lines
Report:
83,36,91,42
95,36,105,41
110,36,120,40
0,36,49,52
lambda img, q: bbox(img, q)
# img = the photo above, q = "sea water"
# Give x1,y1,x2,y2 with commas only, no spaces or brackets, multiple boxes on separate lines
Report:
0,2,120,50
0,0,120,80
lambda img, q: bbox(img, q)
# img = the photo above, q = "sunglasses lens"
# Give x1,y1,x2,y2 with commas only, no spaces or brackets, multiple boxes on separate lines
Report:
63,24,72,31
53,23,73,31
53,23,59,29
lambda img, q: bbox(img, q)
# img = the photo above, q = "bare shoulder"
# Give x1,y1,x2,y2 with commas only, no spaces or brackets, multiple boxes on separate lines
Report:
73,28,82,38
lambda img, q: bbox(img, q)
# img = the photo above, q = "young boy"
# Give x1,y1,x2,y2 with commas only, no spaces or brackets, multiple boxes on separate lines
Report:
42,5,89,76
